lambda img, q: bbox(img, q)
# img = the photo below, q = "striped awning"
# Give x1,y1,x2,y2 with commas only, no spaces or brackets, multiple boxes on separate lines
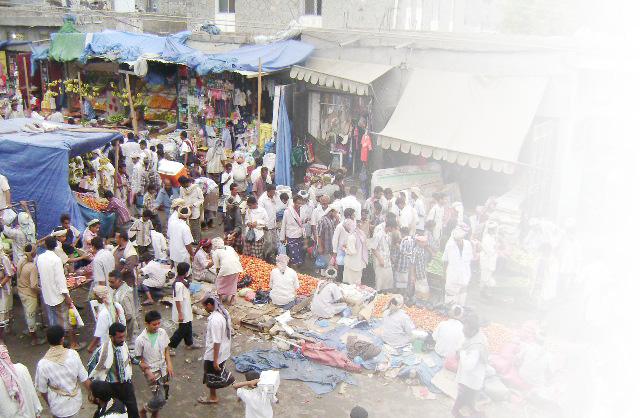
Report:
290,58,394,96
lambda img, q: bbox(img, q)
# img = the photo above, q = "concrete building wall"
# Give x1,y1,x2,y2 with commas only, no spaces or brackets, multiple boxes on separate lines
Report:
235,0,302,34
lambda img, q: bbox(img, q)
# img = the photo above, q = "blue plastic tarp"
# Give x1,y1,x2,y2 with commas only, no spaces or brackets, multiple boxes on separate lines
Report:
0,119,122,237
30,45,50,77
214,40,314,73
82,30,191,63
162,39,313,75
0,40,32,50
232,349,355,395
77,204,116,238
275,88,292,187
161,38,235,75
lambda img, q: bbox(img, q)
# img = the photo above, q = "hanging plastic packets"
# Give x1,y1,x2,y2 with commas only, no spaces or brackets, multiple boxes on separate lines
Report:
259,123,273,151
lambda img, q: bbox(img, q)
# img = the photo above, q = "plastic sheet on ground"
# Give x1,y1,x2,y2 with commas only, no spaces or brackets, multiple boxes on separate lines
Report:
301,341,361,372
398,352,445,394
232,349,355,395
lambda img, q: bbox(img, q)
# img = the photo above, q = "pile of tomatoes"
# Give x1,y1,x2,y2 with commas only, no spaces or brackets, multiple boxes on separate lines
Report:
371,294,513,352
238,255,319,296
75,193,109,212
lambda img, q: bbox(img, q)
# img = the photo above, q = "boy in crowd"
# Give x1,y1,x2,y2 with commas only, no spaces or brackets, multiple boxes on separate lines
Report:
135,310,173,418
233,371,277,418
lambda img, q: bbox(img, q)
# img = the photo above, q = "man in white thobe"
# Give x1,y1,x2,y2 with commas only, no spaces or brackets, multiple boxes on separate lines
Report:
442,227,473,306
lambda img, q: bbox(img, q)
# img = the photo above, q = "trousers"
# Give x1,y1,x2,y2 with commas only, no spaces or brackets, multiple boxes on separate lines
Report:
169,321,193,348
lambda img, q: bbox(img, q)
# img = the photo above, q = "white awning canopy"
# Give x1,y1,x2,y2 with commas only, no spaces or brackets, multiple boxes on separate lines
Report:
376,69,548,173
290,58,394,96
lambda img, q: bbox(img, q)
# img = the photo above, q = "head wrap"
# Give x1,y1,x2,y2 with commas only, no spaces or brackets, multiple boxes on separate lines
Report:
211,296,233,339
324,204,339,216
94,285,111,302
452,227,467,240
171,198,186,209
17,212,36,243
199,239,212,249
0,345,24,412
297,190,309,200
179,207,191,219
275,254,289,271
51,228,67,237
344,218,356,233
212,237,225,250
87,218,100,227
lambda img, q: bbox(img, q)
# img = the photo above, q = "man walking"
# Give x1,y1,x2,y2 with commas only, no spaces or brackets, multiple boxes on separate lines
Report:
198,297,233,405
36,236,82,350
35,325,91,418
87,322,140,418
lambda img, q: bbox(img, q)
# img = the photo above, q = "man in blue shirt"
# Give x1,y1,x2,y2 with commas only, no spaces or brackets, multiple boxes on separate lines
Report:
155,179,176,232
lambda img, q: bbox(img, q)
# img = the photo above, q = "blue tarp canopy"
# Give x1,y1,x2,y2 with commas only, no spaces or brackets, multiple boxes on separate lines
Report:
0,40,32,50
162,39,314,75
214,40,314,73
0,119,122,237
82,30,191,63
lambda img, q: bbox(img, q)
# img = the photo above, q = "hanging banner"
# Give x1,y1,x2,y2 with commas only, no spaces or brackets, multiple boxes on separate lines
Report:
0,51,7,95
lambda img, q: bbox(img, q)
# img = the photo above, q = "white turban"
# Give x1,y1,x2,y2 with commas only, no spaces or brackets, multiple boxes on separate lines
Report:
452,227,467,240
171,198,186,209
17,213,36,242
51,228,67,237
178,207,191,219
94,285,111,302
212,237,225,250
275,254,289,271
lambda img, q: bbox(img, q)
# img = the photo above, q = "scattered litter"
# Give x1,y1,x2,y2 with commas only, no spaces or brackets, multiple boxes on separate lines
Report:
411,386,436,400
338,382,347,395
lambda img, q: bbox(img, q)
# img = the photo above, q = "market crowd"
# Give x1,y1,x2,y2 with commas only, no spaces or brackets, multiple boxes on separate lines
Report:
0,126,577,418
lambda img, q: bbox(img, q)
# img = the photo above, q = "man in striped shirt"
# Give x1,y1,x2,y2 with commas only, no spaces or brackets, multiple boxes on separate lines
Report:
105,190,132,228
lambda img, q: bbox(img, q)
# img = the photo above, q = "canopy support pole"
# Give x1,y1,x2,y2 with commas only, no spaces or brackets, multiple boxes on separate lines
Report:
77,71,83,119
113,139,119,189
22,56,32,115
124,73,138,136
257,57,262,140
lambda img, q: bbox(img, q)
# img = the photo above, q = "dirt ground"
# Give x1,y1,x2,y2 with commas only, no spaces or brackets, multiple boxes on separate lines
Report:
1,223,567,418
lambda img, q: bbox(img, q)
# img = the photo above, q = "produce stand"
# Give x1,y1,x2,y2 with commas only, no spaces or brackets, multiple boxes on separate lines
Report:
238,255,319,296
371,293,514,353
67,273,92,291
73,192,116,237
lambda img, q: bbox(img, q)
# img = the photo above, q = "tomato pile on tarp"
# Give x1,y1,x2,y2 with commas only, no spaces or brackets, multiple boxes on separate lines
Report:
238,255,319,296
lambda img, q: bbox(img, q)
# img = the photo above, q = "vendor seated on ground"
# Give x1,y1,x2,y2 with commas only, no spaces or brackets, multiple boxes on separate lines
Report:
269,254,300,310
381,295,415,349
139,253,170,305
192,239,216,283
432,304,465,358
310,272,347,319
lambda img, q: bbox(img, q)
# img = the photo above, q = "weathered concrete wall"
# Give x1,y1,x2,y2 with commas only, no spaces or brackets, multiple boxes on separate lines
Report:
235,0,301,34
321,0,396,31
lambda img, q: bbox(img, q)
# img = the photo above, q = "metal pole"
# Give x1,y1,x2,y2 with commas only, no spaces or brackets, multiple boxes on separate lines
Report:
22,56,32,115
257,57,262,140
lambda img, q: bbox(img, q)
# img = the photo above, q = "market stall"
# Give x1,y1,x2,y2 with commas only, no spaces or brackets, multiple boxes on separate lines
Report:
0,118,122,236
288,58,396,183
